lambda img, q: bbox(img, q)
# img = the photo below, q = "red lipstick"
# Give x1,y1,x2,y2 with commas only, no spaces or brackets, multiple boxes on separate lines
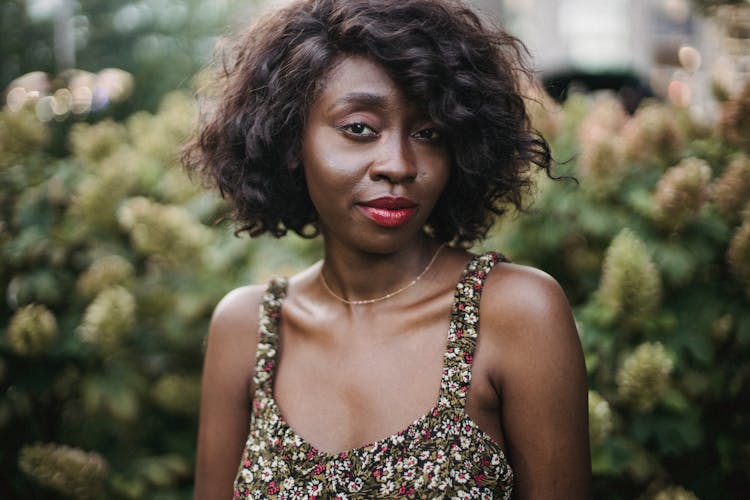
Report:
358,197,417,228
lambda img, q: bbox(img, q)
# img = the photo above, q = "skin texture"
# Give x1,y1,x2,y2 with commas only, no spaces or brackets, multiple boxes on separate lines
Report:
194,57,591,499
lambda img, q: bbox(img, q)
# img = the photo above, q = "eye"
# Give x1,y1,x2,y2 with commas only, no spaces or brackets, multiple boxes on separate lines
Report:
412,127,441,141
341,122,377,137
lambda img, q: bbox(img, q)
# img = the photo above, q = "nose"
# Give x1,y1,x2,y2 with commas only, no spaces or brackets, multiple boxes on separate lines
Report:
368,133,417,184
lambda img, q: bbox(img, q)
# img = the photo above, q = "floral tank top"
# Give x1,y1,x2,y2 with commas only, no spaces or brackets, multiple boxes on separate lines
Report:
234,252,513,499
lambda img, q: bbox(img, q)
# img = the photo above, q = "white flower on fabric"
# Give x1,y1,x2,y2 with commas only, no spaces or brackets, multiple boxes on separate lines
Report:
348,477,363,492
241,469,253,482
380,482,395,495
261,467,272,482
455,470,470,484
307,480,322,495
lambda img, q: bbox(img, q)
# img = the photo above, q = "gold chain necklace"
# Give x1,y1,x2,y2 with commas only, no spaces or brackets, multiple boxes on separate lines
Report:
320,243,446,305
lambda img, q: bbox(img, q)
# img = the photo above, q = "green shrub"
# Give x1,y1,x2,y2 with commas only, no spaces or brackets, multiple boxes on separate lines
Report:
484,83,750,498
0,93,321,499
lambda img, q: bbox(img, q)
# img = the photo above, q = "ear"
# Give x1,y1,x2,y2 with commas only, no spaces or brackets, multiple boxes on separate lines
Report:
286,144,303,171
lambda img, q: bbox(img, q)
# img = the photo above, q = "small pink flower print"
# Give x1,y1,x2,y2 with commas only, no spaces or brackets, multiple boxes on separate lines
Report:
464,353,473,363
267,481,279,495
313,463,325,475
474,473,487,485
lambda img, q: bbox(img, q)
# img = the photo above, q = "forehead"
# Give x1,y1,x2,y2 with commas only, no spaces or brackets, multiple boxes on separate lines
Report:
312,56,407,111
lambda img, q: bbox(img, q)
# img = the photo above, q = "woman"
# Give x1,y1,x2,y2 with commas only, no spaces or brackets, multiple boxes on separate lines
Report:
184,0,590,498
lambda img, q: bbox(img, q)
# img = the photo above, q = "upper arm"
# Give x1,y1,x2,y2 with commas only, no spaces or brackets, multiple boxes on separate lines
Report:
483,264,591,499
194,285,265,500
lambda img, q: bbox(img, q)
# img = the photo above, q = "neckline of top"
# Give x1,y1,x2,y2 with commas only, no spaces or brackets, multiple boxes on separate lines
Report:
254,251,503,459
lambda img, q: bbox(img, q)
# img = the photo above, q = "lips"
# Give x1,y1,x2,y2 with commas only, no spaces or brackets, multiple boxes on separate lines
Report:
358,196,417,228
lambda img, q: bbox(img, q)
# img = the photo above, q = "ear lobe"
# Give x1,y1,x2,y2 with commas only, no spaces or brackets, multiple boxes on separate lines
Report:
285,150,302,171
286,144,303,171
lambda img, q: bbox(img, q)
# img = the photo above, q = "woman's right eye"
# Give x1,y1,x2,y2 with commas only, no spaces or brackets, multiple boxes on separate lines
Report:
341,123,377,137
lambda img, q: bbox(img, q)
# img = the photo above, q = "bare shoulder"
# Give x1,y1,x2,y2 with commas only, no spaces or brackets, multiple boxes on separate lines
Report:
481,261,577,343
194,284,268,499
203,284,268,393
477,261,583,387
210,284,267,340
479,262,591,497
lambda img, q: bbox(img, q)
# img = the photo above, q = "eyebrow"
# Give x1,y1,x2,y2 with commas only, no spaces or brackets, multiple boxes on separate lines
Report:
327,92,390,112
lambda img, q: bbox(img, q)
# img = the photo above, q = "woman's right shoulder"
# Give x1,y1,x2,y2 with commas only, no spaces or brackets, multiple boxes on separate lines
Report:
207,284,268,347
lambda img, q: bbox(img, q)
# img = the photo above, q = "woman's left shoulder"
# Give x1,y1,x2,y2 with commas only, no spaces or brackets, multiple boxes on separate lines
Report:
476,257,591,496
479,258,579,349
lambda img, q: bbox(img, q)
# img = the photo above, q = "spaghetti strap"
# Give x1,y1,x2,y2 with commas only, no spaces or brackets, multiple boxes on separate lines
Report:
439,251,508,410
253,277,288,398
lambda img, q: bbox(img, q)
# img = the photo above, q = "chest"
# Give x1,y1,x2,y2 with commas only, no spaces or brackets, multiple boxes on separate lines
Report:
238,295,514,499
275,302,447,449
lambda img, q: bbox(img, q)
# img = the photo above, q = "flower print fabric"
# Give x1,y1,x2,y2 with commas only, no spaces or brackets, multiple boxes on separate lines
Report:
234,252,513,499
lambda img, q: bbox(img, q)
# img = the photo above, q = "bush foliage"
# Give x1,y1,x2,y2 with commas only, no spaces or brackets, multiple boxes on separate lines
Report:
0,92,321,499
1,80,749,498
490,84,750,499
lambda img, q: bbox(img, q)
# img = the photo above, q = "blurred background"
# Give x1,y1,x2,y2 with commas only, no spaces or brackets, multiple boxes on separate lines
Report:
1,0,749,498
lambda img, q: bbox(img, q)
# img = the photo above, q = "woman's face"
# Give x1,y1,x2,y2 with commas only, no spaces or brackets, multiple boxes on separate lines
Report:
301,56,451,253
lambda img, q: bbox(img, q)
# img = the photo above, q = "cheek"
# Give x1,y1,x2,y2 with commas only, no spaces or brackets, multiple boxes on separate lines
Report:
427,157,452,198
302,149,364,213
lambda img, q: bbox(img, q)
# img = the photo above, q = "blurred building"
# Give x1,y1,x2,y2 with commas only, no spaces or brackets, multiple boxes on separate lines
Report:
471,0,749,119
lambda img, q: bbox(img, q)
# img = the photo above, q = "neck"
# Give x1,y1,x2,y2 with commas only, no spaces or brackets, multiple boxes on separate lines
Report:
320,235,443,305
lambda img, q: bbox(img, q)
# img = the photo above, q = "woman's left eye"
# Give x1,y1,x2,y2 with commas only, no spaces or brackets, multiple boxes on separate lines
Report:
412,128,441,141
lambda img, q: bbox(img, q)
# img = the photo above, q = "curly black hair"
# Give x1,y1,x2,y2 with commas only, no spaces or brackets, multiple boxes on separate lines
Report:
182,0,552,245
